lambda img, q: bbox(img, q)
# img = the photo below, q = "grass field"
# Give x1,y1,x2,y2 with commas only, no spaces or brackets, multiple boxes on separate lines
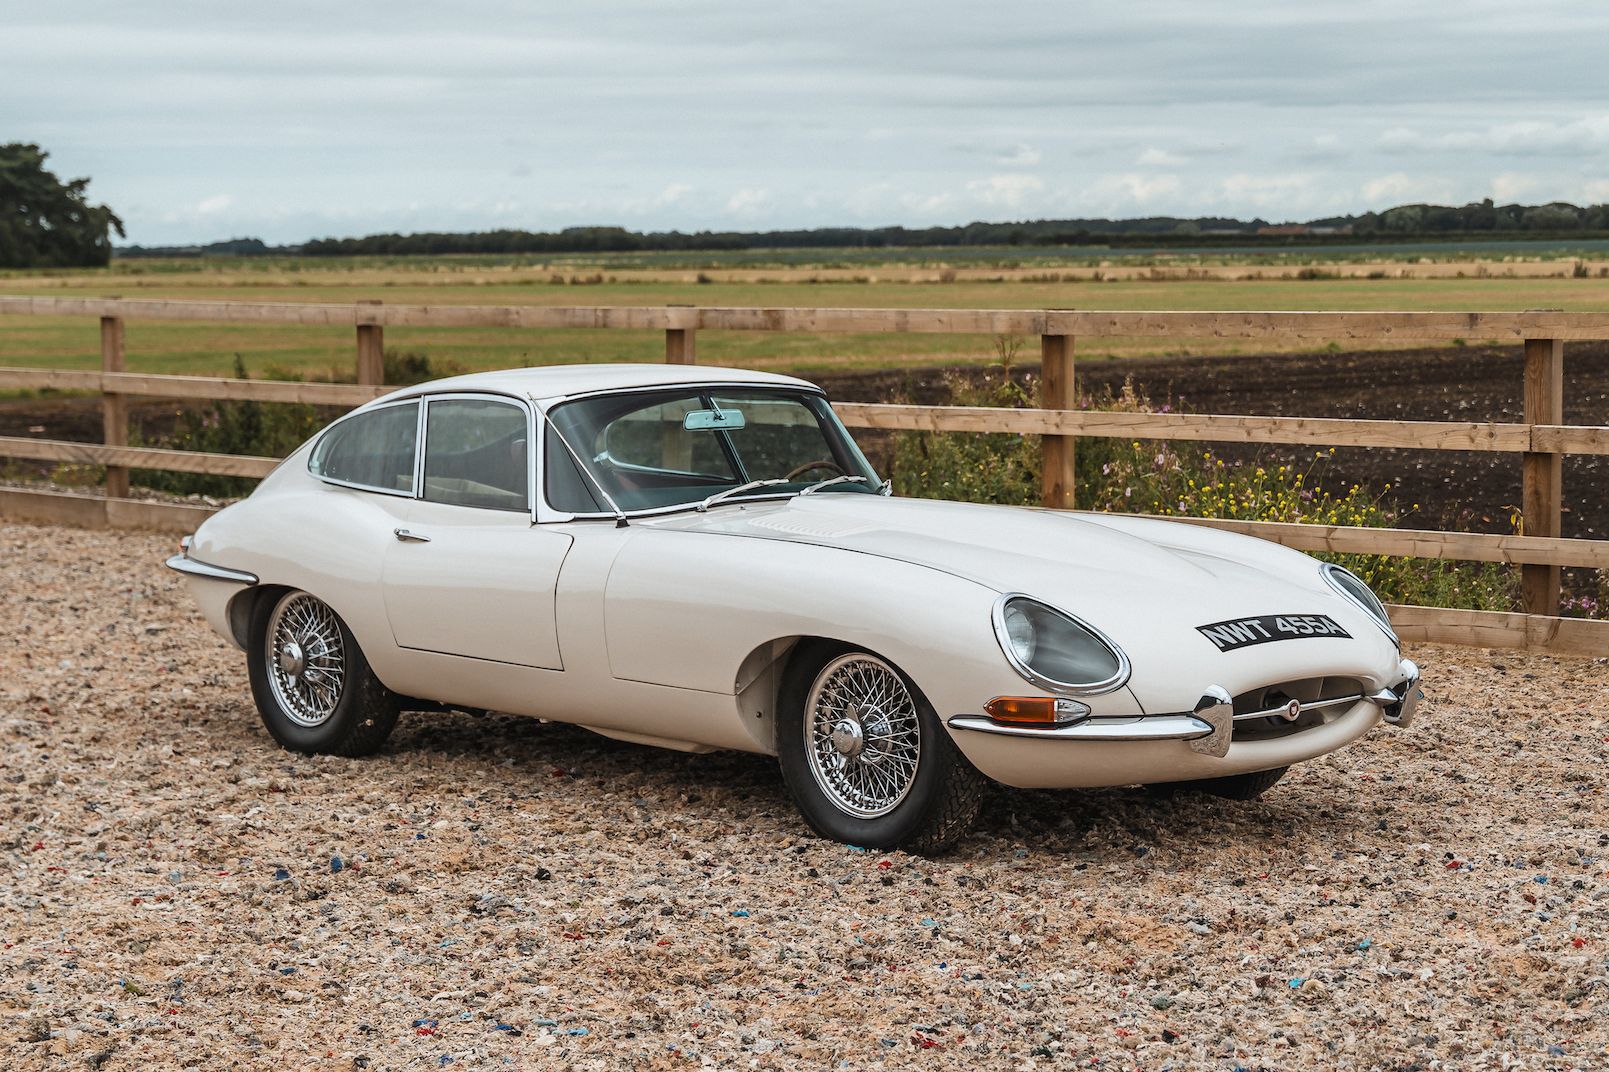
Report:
3,256,1609,383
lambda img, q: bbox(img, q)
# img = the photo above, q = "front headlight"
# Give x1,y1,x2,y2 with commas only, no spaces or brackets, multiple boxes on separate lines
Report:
992,595,1130,694
1321,564,1398,644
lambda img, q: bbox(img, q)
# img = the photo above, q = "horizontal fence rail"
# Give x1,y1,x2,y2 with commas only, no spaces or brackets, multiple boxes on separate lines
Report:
834,402,1567,454
0,435,280,478
7,295,1609,340
0,367,395,406
3,295,1608,656
1146,514,1609,570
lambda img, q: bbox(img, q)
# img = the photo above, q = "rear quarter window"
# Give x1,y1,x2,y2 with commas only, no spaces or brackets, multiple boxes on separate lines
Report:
308,400,419,493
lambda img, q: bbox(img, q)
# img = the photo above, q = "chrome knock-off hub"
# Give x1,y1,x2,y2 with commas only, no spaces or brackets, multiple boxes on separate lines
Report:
278,640,305,678
831,717,865,758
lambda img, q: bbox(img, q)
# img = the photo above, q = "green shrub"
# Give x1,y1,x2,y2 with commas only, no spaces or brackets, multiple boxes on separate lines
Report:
131,356,330,498
890,361,1517,612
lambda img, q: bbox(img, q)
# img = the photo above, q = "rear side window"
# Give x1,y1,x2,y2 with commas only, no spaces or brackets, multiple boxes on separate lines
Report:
422,398,529,512
309,401,418,493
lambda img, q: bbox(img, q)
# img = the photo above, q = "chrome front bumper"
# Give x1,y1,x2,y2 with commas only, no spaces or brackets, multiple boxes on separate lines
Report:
948,659,1423,758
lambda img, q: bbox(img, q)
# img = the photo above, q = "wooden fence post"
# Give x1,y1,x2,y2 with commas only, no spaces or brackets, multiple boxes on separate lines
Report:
1522,337,1564,615
356,300,384,385
665,328,696,365
1041,334,1075,509
100,314,128,498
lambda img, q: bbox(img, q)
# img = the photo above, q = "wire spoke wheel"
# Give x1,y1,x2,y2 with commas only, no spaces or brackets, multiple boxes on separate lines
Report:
266,592,347,728
804,653,921,818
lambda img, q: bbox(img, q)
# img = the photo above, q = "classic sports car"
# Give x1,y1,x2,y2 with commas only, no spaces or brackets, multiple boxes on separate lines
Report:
168,364,1422,852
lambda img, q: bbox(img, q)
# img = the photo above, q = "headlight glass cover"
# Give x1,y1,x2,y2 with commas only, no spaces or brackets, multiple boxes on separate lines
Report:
992,595,1129,694
1322,564,1398,643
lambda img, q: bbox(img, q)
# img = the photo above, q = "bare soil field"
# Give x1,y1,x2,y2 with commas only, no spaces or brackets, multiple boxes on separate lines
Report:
817,341,1609,544
3,523,1608,1071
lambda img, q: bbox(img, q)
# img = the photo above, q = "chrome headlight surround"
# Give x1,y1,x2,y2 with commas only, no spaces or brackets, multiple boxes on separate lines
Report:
991,593,1131,696
1321,563,1399,645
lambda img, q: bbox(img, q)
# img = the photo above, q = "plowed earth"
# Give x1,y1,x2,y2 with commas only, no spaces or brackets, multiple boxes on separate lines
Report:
3,522,1608,1070
818,341,1609,540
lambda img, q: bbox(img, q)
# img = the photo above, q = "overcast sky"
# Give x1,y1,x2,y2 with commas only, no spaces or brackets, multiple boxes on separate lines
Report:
8,0,1609,245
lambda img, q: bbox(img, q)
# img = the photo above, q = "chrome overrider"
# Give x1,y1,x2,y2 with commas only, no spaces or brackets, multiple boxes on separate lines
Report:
947,660,1422,760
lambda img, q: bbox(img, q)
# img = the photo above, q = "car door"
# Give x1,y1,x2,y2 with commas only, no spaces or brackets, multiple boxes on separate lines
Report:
381,394,572,669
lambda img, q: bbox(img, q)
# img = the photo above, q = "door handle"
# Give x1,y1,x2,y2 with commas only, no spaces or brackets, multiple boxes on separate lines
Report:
394,528,431,543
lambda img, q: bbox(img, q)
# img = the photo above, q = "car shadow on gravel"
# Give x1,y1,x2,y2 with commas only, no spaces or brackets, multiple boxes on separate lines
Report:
384,707,1347,858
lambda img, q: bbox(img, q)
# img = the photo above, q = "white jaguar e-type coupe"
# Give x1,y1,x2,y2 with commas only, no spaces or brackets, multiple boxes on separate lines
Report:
169,364,1421,852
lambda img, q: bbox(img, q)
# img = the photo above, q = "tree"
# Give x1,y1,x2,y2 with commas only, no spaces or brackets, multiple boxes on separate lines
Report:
0,143,124,268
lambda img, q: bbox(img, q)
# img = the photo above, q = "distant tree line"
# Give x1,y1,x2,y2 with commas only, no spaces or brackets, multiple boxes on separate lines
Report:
0,143,124,268
287,200,1609,257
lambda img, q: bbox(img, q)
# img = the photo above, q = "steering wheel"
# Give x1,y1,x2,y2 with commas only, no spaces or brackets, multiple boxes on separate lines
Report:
784,460,845,481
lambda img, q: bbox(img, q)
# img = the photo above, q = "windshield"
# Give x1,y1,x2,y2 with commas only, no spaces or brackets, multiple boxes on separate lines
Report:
545,387,880,514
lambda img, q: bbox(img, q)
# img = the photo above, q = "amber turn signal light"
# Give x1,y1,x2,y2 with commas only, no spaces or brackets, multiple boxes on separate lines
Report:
984,696,1090,726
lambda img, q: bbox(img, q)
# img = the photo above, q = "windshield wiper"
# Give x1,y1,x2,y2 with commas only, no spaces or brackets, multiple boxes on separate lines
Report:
798,475,866,496
695,478,788,512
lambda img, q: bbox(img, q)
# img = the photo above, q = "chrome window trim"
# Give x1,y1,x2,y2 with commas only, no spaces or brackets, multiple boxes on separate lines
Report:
990,592,1132,696
306,396,423,500
1320,563,1399,645
531,383,873,523
415,391,537,519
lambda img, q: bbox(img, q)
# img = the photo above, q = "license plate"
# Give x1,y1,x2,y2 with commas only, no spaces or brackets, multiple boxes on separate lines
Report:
1196,614,1351,652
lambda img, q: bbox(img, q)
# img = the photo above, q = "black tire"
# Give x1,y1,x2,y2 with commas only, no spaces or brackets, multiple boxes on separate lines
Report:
1147,766,1290,801
247,588,400,757
776,640,985,855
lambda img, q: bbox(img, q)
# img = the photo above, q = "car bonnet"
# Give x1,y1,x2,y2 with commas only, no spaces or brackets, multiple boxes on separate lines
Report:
643,494,1400,708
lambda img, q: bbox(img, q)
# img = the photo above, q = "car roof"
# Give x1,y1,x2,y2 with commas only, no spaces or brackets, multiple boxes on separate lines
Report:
380,363,821,404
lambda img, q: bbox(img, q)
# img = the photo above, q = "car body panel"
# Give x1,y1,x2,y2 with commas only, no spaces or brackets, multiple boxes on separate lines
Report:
381,499,572,670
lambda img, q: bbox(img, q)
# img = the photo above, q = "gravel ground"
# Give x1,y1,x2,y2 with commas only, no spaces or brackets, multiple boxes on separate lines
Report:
3,520,1608,1072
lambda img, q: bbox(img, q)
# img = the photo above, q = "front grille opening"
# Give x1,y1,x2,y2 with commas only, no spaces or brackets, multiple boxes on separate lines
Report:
1231,677,1362,742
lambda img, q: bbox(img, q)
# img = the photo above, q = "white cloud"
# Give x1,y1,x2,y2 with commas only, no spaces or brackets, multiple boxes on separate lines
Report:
1578,179,1609,202
1378,117,1609,156
1360,172,1455,205
197,194,232,214
725,188,771,216
1085,173,1183,209
1289,134,1346,162
965,174,1045,207
1220,172,1317,208
1137,148,1189,167
1491,172,1540,202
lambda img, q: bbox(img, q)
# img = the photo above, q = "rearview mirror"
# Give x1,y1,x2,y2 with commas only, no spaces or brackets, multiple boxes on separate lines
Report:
683,408,745,431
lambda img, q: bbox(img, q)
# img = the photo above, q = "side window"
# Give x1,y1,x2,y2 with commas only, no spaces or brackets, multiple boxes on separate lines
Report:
422,398,529,512
308,401,418,493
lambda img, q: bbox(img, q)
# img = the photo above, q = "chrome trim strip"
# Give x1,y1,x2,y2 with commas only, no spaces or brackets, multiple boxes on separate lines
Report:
1232,693,1363,722
164,554,258,586
1321,563,1400,646
990,592,1132,696
947,713,1214,742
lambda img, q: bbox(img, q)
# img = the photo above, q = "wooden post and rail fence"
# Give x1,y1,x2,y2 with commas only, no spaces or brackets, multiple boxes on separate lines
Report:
2,295,1608,656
